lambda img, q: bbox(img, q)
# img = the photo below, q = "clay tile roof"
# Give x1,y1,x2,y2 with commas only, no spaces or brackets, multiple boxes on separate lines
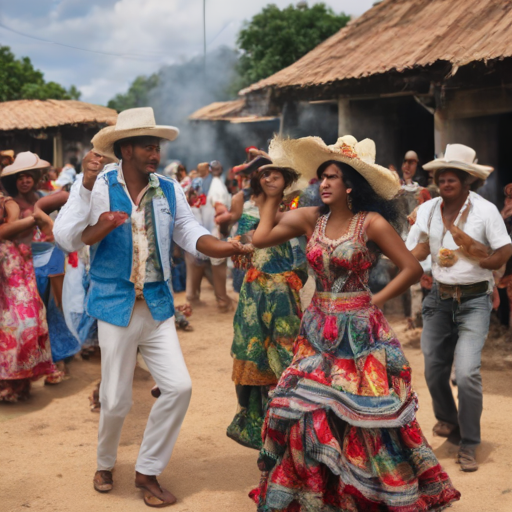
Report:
189,99,277,123
0,99,118,131
240,0,512,95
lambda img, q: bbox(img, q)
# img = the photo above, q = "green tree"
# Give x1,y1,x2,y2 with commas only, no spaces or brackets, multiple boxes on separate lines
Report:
107,74,159,112
0,45,81,102
236,3,349,87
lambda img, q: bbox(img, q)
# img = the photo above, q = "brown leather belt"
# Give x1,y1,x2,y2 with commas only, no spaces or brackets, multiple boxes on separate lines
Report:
437,281,489,301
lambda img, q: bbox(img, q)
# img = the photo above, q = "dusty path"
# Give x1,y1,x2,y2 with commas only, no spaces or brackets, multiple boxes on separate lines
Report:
1,284,512,512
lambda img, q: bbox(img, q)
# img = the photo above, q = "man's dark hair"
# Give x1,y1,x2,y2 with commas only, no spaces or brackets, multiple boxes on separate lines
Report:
434,168,482,191
113,136,160,160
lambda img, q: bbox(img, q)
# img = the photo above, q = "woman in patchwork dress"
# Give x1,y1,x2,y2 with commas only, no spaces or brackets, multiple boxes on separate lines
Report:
248,136,460,512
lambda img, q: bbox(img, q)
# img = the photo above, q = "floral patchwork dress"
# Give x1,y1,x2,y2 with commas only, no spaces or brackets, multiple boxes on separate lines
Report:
228,235,308,450
251,212,460,511
0,194,55,402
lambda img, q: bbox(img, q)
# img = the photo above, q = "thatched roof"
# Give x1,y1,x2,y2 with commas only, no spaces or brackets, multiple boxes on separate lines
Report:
0,100,118,131
241,0,512,96
189,99,277,123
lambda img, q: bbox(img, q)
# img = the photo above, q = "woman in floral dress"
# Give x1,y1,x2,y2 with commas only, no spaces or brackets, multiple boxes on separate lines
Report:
1,152,81,377
0,192,55,402
227,166,308,450
249,135,460,511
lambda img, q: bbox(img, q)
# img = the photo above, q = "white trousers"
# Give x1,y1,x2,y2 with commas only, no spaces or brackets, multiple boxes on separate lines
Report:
97,301,192,475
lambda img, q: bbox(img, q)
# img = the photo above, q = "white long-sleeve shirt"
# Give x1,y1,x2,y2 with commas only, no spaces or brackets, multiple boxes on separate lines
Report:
53,165,209,258
406,192,511,286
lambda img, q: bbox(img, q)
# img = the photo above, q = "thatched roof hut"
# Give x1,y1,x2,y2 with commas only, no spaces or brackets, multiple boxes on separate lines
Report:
225,0,512,198
241,0,512,101
0,99,117,167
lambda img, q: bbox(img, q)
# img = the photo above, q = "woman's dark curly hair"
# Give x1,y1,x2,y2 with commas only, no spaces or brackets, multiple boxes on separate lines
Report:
250,166,300,197
317,160,404,233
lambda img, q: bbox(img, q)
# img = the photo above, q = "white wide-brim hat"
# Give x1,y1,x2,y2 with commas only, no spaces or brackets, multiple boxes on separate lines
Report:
267,135,400,200
92,107,179,160
423,144,493,181
0,151,50,178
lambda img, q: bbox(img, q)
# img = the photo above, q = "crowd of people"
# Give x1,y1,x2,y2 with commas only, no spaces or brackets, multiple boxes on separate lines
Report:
1,105,512,510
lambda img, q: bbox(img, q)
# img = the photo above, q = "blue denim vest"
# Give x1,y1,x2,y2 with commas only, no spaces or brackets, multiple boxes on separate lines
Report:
86,168,176,327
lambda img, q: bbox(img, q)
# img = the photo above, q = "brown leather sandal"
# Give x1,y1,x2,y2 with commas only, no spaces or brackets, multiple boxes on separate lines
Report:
135,475,176,508
93,470,113,492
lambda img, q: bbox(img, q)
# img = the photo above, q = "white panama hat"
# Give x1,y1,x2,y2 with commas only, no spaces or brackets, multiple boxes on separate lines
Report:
423,144,493,181
267,135,401,200
0,151,50,178
91,107,179,160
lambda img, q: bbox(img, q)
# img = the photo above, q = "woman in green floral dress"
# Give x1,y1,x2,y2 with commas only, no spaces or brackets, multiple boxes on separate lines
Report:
227,166,308,450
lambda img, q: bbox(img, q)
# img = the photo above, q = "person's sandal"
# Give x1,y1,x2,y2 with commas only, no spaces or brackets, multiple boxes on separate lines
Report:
93,470,113,492
135,473,176,507
456,445,479,472
432,420,457,438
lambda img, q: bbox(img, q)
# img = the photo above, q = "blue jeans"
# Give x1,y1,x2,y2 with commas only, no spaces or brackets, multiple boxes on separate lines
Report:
421,283,492,447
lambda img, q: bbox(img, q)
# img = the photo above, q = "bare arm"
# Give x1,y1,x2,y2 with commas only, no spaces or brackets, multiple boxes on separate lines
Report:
0,199,37,241
35,190,70,214
366,213,423,308
196,234,247,258
252,185,319,249
480,244,512,270
230,191,245,222
217,190,244,224
411,243,431,262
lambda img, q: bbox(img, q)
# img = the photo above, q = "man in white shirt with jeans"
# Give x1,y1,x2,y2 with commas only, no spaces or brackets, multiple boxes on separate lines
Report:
407,144,512,472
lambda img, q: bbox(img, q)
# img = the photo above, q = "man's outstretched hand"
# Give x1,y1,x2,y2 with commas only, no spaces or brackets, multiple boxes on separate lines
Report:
81,211,129,245
196,234,252,259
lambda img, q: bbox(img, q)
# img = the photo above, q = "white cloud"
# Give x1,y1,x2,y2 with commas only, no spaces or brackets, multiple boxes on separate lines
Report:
0,0,375,104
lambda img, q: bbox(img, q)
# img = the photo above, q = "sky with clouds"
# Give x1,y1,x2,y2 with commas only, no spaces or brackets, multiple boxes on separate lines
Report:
0,0,376,105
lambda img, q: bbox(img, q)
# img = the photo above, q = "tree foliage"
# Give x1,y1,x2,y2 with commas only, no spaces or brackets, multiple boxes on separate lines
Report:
236,3,350,87
107,74,159,112
0,45,81,102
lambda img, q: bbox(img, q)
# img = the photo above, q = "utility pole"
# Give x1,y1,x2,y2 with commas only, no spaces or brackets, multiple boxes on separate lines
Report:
203,0,206,78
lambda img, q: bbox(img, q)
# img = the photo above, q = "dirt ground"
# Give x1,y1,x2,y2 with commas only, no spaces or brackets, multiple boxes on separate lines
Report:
1,283,512,512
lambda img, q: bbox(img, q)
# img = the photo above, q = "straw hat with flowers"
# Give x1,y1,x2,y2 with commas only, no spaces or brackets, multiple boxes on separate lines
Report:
267,135,401,200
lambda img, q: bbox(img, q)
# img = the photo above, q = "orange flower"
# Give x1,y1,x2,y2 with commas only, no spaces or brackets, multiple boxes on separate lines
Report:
245,267,261,283
284,271,303,291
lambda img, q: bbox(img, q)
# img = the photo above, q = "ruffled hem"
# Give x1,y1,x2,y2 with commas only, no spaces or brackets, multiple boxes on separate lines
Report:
252,409,460,512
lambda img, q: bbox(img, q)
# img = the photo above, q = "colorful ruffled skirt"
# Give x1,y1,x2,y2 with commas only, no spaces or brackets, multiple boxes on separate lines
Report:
251,291,460,511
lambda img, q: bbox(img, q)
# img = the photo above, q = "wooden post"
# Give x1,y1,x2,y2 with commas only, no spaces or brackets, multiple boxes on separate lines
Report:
53,132,63,168
338,98,351,136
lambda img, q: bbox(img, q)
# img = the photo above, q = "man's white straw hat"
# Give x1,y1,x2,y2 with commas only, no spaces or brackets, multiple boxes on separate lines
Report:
92,107,179,160
0,151,50,178
267,135,400,199
423,144,493,181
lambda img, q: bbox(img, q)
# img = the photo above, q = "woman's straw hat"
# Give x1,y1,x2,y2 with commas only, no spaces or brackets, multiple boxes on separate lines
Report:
92,107,179,160
0,151,50,178
423,144,493,182
267,135,400,199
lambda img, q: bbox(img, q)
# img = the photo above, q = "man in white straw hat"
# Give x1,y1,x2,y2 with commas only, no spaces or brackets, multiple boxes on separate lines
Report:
406,143,512,472
53,107,246,506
